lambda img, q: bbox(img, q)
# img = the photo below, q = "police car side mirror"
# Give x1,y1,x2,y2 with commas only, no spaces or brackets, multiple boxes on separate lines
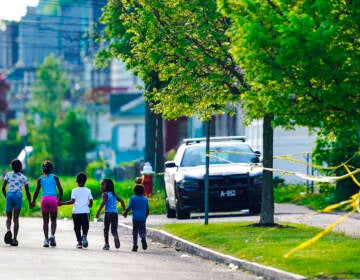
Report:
165,161,177,168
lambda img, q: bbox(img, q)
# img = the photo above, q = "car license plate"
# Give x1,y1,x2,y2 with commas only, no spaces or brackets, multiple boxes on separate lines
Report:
220,190,236,198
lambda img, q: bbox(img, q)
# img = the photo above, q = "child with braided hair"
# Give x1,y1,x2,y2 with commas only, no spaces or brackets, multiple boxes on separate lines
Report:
31,160,63,247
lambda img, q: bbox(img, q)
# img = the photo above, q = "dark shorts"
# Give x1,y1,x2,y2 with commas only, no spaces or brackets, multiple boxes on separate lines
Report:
6,191,22,212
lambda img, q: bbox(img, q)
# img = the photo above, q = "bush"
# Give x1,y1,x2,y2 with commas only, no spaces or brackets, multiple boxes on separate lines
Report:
85,160,107,180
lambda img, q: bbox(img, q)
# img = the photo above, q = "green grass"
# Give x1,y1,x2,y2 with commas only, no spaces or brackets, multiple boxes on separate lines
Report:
274,184,336,210
0,177,166,219
158,222,360,279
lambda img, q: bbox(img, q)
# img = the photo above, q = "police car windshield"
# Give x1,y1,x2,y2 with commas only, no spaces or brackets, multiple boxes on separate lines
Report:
180,144,256,167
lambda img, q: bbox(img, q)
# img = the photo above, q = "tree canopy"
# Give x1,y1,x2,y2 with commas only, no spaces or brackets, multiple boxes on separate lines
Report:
219,0,360,131
96,0,246,120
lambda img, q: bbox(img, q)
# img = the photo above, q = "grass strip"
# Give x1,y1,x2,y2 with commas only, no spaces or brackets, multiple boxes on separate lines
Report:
158,222,360,279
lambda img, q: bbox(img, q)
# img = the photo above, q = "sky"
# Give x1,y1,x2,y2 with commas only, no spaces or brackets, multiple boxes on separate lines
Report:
0,0,39,21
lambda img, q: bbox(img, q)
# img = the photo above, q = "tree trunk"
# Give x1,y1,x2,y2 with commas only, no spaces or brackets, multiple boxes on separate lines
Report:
144,74,164,188
259,114,274,225
145,101,164,176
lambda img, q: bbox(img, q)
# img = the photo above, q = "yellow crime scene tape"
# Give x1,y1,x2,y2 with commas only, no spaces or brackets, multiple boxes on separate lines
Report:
159,150,360,247
206,149,360,257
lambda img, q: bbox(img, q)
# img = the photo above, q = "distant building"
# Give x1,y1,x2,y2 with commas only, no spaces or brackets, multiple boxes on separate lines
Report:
3,0,108,119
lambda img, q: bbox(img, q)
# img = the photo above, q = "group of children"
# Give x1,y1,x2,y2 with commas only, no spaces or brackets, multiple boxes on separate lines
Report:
2,159,149,252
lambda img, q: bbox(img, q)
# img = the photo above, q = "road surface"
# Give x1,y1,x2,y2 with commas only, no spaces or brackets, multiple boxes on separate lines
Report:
0,217,258,280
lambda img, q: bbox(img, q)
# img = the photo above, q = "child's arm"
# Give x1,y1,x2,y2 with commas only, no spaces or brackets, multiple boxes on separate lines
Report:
88,198,93,208
2,179,8,197
115,193,126,211
122,197,132,218
96,193,108,218
60,199,75,206
54,175,63,203
146,201,149,218
123,206,130,218
24,183,32,207
31,178,41,207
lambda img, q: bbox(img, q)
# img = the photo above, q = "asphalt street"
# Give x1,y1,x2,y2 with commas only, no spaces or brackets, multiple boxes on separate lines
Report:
1,204,359,280
0,217,259,280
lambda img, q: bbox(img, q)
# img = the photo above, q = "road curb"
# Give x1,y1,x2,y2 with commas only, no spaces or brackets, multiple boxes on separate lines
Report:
120,223,306,280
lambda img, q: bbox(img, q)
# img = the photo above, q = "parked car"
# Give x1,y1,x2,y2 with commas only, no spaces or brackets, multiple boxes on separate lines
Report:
164,136,263,219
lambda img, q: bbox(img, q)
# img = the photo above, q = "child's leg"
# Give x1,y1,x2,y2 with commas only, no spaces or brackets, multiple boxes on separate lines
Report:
42,212,50,239
72,214,82,242
109,213,120,249
5,192,16,231
139,221,147,250
81,213,90,237
103,213,110,244
50,211,57,236
138,221,146,239
110,213,118,237
12,209,21,240
80,213,89,248
132,221,140,246
5,211,12,232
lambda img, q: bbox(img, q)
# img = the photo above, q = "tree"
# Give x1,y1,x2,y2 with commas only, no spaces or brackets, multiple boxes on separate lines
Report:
58,110,96,174
27,54,69,175
218,0,360,220
96,0,248,179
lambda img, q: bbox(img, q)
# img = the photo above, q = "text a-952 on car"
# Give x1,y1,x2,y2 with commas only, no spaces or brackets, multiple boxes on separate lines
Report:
164,136,263,219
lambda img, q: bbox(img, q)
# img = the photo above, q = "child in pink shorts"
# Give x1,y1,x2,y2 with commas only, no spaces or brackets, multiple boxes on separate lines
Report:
31,160,63,247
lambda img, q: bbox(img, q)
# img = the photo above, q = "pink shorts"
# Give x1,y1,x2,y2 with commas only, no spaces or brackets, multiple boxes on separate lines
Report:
41,196,58,212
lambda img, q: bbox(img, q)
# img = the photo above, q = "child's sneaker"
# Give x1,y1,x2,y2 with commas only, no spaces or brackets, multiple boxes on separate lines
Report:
132,245,138,252
141,238,147,250
114,235,120,249
49,235,56,247
82,235,88,248
102,244,110,250
43,239,49,247
10,239,18,246
4,230,12,244
76,243,82,249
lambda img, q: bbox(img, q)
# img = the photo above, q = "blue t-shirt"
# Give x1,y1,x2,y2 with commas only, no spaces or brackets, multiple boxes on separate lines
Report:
105,191,117,213
41,174,57,197
128,195,149,222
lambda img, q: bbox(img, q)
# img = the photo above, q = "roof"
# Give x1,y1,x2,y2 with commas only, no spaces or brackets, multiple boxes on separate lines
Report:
110,93,145,116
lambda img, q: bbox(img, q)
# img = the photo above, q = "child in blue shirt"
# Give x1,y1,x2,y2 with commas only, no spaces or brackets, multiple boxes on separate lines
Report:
32,160,63,247
96,178,126,250
123,184,149,252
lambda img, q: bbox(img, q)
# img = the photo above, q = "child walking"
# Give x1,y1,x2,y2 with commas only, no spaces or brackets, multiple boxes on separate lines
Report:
31,160,63,247
2,159,32,246
123,184,149,252
96,178,126,250
59,172,93,249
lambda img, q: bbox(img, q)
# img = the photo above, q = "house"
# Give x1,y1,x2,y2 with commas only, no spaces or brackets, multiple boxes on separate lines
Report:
110,93,145,163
